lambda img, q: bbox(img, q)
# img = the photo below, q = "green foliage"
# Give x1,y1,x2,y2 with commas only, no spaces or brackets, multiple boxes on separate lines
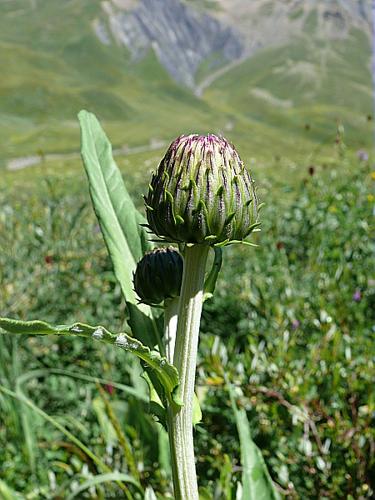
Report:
228,384,280,500
0,117,179,498
0,133,373,498
0,479,23,500
199,159,374,498
0,318,179,408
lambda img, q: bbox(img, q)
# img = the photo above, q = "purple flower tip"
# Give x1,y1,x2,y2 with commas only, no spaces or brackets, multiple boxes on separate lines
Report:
352,290,361,302
291,319,300,330
103,383,114,396
356,150,368,162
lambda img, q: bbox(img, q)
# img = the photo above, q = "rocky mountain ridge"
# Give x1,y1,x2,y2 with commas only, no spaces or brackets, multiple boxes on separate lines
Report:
94,0,372,91
97,0,243,89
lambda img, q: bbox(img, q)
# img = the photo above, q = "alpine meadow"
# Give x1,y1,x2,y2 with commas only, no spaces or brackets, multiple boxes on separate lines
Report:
0,1,374,499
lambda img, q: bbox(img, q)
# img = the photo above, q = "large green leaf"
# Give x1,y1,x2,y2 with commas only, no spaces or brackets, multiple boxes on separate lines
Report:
0,318,180,408
78,109,151,292
228,384,280,500
78,110,159,348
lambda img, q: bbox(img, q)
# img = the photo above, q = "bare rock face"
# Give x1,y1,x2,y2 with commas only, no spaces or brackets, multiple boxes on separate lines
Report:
96,0,371,91
212,0,371,47
100,0,243,89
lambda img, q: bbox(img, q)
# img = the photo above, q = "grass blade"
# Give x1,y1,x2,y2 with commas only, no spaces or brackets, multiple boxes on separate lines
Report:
67,472,142,500
0,480,23,500
16,368,148,402
228,384,280,500
97,382,140,481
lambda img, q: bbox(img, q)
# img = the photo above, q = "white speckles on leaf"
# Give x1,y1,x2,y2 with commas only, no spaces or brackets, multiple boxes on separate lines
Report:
115,333,129,348
129,341,140,350
115,335,141,351
92,327,104,340
71,325,83,333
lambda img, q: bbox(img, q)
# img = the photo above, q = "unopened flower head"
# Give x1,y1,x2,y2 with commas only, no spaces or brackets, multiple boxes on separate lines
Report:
145,134,259,245
133,247,183,305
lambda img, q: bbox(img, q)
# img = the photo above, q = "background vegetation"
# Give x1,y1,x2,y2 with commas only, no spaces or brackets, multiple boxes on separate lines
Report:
1,139,373,498
0,0,374,498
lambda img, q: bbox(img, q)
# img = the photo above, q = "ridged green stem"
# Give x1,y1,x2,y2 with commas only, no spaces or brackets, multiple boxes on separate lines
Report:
164,297,181,497
168,244,209,500
164,297,179,364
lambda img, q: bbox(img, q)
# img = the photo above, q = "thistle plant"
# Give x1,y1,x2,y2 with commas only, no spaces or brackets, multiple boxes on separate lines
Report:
0,113,279,500
144,134,259,499
145,134,259,245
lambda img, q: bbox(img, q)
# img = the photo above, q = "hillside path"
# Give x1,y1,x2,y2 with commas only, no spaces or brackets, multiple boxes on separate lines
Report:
194,51,251,97
6,140,167,171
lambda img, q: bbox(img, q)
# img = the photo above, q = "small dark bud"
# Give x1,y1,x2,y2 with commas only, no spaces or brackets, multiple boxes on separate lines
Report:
44,255,53,265
133,247,183,305
308,166,315,176
103,383,115,396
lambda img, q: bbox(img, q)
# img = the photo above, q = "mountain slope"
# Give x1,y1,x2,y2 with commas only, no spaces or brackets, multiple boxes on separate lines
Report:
0,0,226,161
98,0,243,88
205,26,372,148
0,0,372,166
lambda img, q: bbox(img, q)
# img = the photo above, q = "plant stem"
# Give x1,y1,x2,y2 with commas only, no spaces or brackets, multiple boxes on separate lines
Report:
168,244,209,500
164,296,180,494
164,297,179,364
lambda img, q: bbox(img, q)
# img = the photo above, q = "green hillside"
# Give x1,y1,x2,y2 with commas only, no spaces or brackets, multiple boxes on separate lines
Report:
0,0,223,163
0,0,373,168
205,27,373,151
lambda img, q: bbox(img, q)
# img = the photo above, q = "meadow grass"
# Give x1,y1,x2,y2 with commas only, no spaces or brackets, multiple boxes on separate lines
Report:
0,141,373,498
0,1,373,496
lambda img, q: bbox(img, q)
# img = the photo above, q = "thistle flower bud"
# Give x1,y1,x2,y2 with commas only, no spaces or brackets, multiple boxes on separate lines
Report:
133,247,183,305
145,134,258,245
